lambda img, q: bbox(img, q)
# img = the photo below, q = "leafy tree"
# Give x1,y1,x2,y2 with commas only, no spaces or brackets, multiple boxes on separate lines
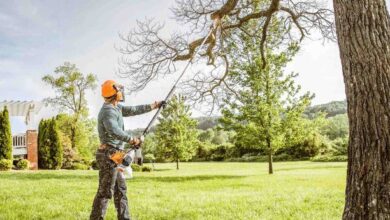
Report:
198,129,214,143
56,114,98,163
211,129,229,145
0,107,12,160
220,35,313,174
38,118,63,169
277,113,329,158
155,95,198,169
42,62,97,150
322,114,349,140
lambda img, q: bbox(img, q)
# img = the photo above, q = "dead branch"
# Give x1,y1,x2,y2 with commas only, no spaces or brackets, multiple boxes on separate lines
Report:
119,0,335,109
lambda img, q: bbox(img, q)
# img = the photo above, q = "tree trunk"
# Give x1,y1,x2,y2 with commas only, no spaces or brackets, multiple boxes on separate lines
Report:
70,126,76,149
267,137,273,174
333,1,390,219
176,159,179,170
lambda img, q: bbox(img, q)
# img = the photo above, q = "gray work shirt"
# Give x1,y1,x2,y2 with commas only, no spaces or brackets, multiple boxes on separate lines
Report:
98,102,152,150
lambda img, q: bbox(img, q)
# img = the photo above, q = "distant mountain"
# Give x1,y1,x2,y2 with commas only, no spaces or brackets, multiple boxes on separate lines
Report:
305,100,347,118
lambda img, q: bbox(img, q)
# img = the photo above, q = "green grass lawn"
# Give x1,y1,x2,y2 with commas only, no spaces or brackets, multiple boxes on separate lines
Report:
0,162,346,220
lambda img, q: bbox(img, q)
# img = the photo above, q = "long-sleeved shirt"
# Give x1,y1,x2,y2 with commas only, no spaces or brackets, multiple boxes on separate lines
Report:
98,103,152,150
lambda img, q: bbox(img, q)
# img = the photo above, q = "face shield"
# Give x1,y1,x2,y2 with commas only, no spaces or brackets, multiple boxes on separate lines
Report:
113,84,125,102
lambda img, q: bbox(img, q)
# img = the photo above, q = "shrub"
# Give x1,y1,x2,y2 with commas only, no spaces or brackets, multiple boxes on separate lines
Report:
38,118,63,169
0,107,13,160
144,154,155,163
131,164,142,172
16,159,29,170
71,162,89,170
310,155,348,162
91,160,99,170
209,143,235,161
142,165,152,172
330,137,348,156
0,159,12,171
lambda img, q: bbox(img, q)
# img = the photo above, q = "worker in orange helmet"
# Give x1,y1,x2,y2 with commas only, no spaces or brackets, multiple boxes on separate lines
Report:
90,80,164,220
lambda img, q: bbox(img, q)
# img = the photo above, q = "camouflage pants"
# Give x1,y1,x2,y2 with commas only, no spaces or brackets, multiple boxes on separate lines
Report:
90,148,130,220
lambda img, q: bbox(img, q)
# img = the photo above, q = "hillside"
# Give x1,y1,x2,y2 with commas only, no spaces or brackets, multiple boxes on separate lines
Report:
305,100,347,118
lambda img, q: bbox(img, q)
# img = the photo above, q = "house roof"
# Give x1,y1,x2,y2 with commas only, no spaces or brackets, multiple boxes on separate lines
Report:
0,100,43,124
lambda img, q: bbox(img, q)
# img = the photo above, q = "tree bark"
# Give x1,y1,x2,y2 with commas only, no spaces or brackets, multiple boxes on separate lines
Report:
333,0,390,219
176,159,179,170
267,137,273,174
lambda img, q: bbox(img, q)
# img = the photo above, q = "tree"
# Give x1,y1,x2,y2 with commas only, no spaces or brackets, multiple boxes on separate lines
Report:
322,114,349,140
120,0,390,216
42,62,97,149
0,107,12,160
220,37,312,174
155,95,198,169
38,118,63,169
56,114,98,163
333,1,390,218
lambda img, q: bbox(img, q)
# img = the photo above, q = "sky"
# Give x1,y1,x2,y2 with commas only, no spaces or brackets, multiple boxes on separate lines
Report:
1,0,389,133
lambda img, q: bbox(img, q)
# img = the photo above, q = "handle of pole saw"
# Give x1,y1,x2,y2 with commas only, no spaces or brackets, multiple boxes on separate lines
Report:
130,135,144,149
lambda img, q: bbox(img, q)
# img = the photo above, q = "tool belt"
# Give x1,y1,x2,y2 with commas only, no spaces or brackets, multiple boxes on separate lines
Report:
99,144,125,165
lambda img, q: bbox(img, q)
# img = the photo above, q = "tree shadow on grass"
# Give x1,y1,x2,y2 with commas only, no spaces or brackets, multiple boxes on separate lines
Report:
0,172,246,183
0,172,96,181
132,175,246,183
152,168,172,172
275,163,346,172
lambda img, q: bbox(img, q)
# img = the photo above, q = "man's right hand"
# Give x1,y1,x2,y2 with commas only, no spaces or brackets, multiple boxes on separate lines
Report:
129,137,141,146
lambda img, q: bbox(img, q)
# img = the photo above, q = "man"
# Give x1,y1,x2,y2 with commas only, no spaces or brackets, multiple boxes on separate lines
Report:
90,80,164,220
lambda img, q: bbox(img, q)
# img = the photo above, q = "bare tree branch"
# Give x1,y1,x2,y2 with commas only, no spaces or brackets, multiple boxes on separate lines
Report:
118,0,335,110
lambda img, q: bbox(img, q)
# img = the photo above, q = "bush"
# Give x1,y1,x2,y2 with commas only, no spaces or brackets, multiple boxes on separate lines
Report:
310,155,348,162
91,160,99,170
131,164,142,172
142,165,152,172
330,137,348,156
144,154,155,163
209,143,235,161
71,162,89,170
0,159,12,171
16,159,29,170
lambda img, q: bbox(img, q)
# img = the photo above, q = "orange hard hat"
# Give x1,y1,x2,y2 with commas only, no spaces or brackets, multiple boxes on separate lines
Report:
101,80,117,98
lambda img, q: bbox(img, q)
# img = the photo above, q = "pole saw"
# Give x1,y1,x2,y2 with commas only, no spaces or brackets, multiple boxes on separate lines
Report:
117,19,220,174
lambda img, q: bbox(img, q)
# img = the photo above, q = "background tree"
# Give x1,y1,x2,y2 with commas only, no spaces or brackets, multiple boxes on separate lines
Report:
322,114,348,140
0,107,12,160
55,114,98,165
42,62,97,150
155,95,198,169
38,118,63,169
220,34,312,174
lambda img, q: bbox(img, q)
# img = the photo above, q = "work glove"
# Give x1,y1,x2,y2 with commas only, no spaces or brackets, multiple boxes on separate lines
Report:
151,101,167,109
160,100,167,108
129,137,141,146
129,136,144,147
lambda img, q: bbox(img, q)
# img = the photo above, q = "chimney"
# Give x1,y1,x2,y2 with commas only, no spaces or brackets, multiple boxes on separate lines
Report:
26,130,38,170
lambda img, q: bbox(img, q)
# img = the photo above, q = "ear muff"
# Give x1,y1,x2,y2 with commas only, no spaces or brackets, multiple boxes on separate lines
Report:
116,91,123,102
113,84,125,102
